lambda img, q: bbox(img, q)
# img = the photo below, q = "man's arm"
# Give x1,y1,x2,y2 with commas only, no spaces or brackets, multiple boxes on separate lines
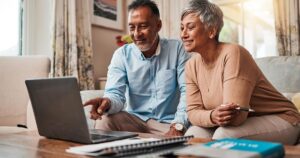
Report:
83,48,127,119
171,42,191,128
103,48,128,114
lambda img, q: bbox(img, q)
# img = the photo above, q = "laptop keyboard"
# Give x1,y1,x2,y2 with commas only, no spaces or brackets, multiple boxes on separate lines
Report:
90,134,115,140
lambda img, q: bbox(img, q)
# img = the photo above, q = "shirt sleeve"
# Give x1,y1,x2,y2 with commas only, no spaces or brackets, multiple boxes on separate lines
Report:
185,58,217,127
171,42,191,128
103,48,127,114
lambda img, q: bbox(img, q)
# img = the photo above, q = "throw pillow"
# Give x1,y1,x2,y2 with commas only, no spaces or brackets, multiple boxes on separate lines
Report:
282,93,296,101
292,93,300,112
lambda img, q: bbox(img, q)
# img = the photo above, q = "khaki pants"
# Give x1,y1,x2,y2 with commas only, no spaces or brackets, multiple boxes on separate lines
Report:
185,115,300,145
94,111,171,135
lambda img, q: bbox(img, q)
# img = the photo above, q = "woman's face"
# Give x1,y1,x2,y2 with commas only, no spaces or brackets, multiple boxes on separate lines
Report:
180,13,210,53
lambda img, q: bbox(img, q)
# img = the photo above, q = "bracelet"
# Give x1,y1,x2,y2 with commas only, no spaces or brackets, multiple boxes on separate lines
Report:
210,110,215,124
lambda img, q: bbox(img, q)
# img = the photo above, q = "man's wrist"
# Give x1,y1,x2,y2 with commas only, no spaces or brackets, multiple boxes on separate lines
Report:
103,97,112,113
171,123,186,132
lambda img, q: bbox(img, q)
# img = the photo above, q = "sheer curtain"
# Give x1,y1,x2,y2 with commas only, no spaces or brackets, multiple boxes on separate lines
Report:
274,0,300,56
52,0,95,90
154,0,189,39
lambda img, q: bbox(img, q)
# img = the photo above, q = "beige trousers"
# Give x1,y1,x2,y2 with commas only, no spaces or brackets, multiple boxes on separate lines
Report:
94,111,171,135
185,115,300,145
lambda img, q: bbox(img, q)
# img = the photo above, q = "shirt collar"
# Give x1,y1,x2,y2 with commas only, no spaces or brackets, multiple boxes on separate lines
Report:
154,39,161,56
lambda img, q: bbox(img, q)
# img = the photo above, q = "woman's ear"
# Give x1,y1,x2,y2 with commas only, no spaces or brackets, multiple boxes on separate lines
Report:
208,27,217,39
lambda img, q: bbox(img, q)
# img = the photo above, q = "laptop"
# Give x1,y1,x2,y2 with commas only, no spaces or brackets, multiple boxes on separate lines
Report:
25,77,138,144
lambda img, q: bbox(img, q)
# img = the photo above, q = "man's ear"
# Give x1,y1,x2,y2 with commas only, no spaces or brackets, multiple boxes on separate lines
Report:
157,19,162,32
208,27,217,39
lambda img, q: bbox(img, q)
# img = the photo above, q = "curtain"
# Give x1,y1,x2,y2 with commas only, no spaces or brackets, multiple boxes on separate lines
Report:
154,0,189,39
52,0,95,90
274,0,300,56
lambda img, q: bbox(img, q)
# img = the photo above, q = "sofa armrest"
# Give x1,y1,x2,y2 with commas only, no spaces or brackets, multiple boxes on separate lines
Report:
80,90,104,129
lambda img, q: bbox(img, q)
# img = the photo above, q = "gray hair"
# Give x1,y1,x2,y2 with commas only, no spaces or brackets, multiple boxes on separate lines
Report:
181,0,224,41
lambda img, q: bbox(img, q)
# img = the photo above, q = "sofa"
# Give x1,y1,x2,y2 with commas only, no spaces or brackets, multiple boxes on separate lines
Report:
255,56,300,144
0,56,50,134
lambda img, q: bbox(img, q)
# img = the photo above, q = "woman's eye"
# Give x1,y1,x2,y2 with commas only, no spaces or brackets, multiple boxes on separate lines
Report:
188,25,195,30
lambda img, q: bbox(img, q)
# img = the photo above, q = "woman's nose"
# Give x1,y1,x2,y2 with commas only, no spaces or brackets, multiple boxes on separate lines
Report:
181,29,188,39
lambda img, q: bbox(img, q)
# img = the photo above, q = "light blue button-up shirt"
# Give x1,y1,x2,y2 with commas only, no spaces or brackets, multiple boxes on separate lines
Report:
103,38,190,127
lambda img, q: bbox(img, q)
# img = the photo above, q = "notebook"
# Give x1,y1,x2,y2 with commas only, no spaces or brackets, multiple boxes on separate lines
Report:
66,135,194,157
175,138,284,158
25,77,138,144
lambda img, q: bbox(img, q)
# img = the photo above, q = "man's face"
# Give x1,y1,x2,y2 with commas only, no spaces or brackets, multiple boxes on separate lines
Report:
128,7,161,52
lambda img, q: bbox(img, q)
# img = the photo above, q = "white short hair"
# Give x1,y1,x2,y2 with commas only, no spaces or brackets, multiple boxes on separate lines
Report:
181,0,224,40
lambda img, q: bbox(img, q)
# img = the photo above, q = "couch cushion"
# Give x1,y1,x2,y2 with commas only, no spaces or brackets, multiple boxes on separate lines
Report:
255,56,300,93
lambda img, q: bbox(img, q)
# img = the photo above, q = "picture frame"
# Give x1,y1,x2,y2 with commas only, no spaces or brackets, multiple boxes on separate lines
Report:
91,0,123,30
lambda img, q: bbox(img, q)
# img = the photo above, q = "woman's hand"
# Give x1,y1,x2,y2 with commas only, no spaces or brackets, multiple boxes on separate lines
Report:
210,103,239,126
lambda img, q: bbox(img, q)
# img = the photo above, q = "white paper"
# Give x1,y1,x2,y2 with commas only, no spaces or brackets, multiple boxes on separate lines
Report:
66,138,159,156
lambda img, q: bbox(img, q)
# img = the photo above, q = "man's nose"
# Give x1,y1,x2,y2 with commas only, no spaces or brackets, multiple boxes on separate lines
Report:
133,28,142,37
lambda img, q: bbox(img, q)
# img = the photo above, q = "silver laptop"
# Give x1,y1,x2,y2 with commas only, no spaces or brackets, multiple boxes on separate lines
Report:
25,77,138,144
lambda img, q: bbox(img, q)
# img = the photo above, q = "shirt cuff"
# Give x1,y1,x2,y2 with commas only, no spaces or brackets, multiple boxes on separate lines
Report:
103,94,124,114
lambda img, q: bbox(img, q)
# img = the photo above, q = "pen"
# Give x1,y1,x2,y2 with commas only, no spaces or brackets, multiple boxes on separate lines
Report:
235,107,255,112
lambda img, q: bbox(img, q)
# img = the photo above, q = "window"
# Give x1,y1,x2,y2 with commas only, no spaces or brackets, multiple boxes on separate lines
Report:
215,0,277,58
0,0,23,56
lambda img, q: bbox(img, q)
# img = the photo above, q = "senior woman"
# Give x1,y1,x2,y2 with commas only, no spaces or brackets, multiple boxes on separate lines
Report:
181,0,300,144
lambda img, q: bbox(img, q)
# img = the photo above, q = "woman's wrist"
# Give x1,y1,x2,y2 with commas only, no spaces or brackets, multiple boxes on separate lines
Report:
210,110,216,124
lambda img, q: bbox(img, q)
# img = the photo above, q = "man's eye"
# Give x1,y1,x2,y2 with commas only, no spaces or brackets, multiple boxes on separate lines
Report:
140,25,148,29
129,26,135,31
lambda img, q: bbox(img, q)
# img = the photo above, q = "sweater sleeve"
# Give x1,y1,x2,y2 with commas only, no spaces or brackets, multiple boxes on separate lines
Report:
222,46,259,126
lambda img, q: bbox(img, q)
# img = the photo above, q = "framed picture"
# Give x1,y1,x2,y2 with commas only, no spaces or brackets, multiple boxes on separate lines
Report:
91,0,123,30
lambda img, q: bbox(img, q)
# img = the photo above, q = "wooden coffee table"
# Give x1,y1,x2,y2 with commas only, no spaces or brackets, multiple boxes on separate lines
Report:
0,131,299,157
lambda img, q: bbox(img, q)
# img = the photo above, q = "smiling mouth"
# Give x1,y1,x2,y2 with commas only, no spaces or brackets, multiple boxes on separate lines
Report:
135,40,146,44
183,41,192,45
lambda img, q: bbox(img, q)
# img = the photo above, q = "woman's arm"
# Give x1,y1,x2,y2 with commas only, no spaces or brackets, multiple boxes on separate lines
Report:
222,45,258,126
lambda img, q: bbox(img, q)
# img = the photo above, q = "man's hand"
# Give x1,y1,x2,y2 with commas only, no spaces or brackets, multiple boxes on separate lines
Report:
83,97,111,120
211,103,239,126
165,124,184,136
